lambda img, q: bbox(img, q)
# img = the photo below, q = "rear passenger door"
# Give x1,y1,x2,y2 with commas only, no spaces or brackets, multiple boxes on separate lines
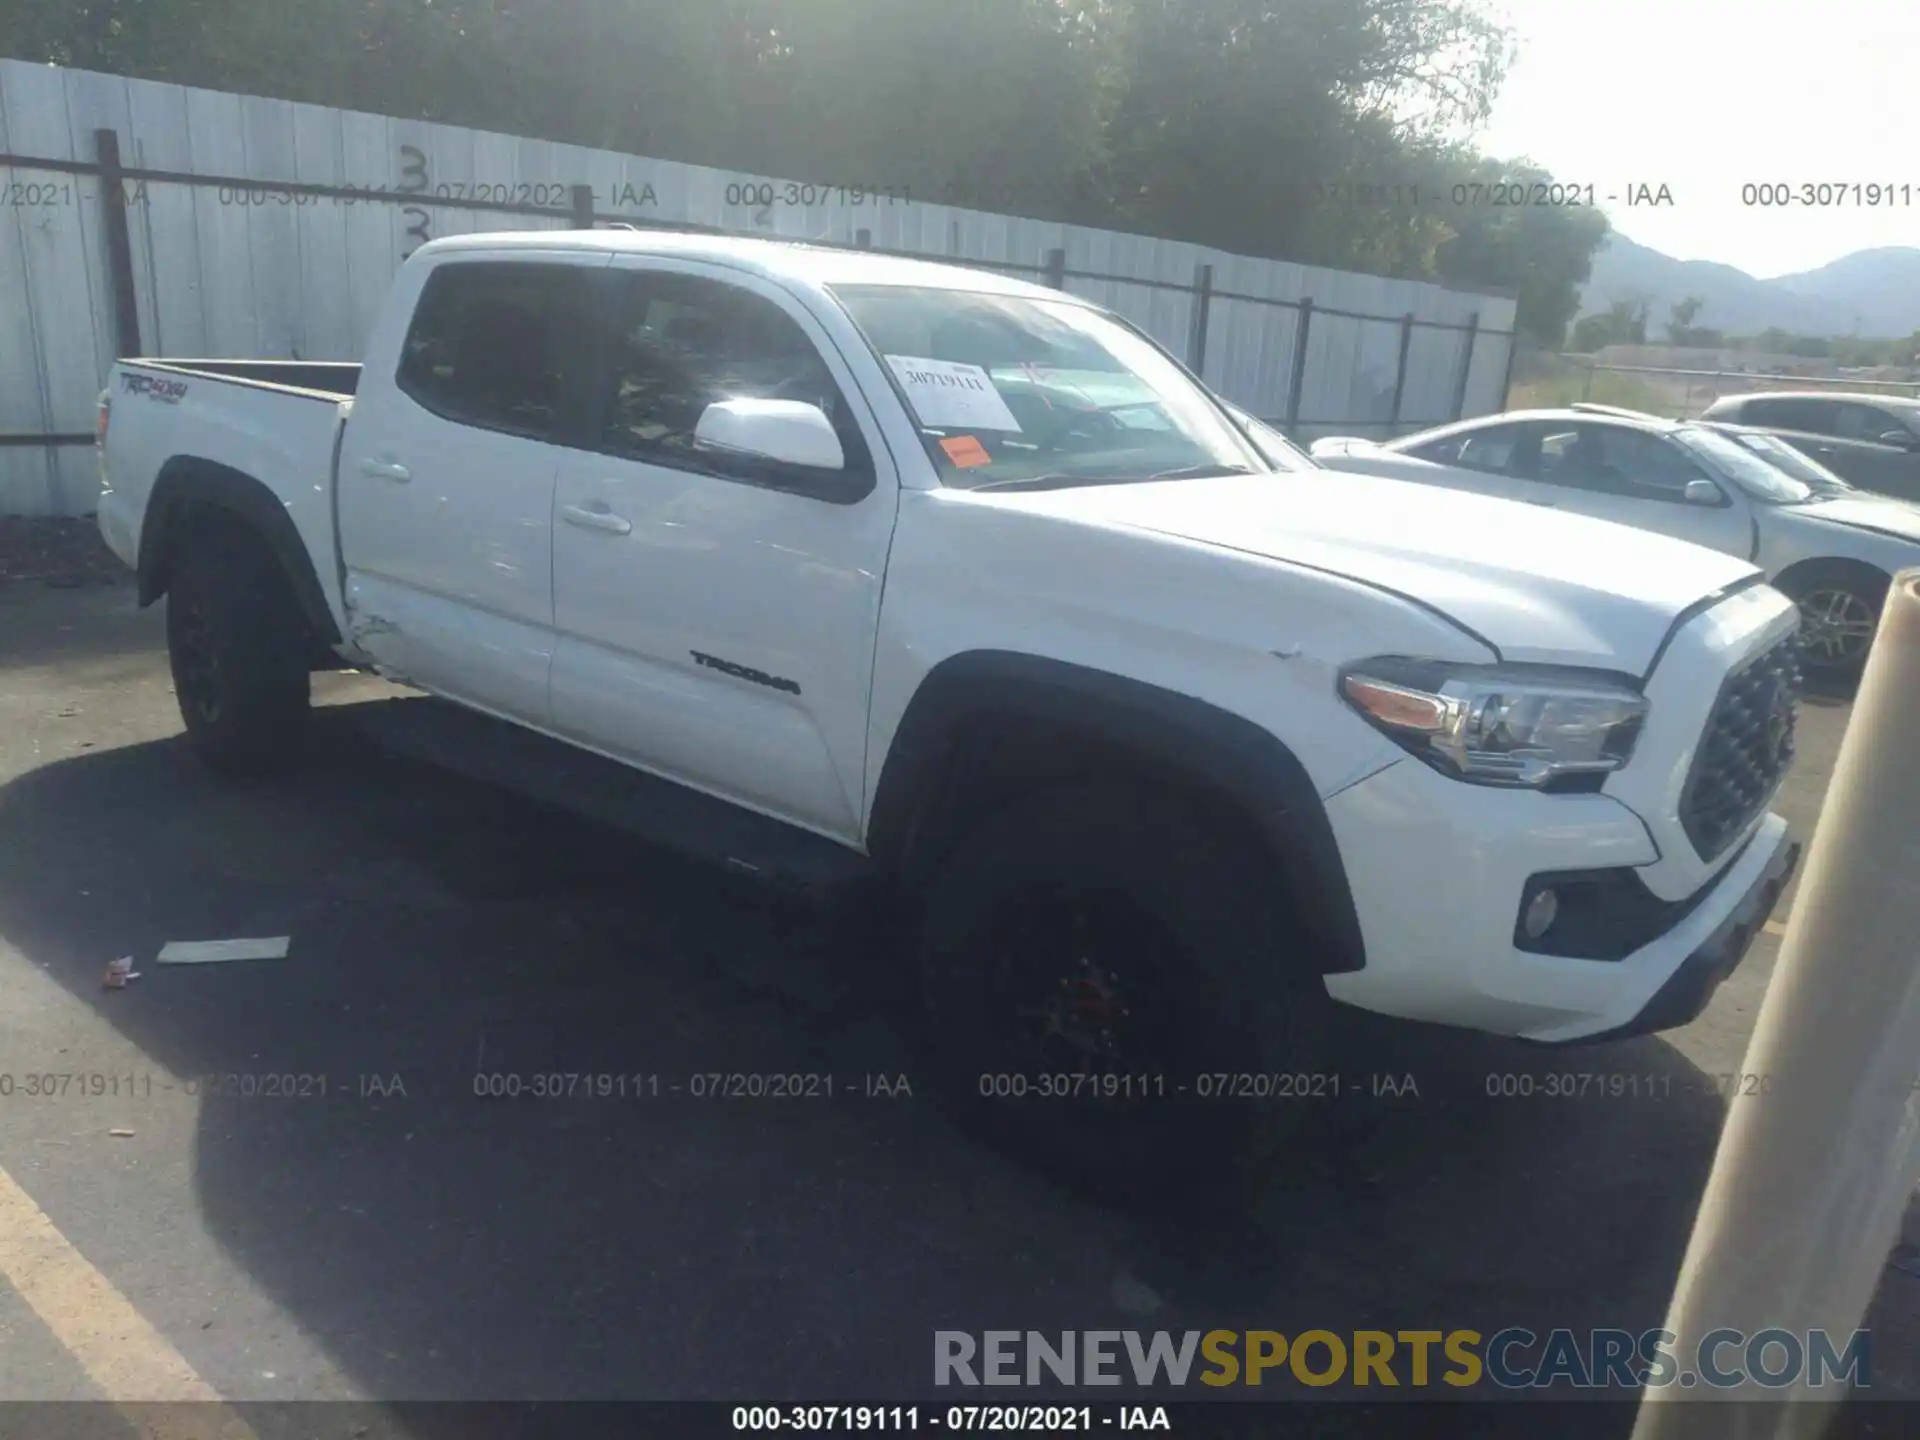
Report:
338,255,606,721
546,262,899,842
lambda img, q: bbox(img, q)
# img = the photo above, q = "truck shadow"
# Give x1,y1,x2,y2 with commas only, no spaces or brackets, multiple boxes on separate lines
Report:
0,696,1733,1418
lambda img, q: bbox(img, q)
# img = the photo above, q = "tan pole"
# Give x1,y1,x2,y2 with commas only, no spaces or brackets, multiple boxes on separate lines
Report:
1633,569,1920,1440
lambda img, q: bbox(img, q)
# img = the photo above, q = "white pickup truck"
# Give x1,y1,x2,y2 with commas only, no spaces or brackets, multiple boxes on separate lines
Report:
97,231,1801,1189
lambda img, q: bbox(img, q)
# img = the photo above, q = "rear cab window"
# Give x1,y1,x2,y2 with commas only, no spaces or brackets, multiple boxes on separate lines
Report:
396,261,590,440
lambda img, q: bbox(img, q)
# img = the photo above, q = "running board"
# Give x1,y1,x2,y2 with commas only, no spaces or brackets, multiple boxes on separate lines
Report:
332,695,875,901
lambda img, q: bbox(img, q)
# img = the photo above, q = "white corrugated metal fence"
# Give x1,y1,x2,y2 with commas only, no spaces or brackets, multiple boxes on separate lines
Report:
1,58,1517,516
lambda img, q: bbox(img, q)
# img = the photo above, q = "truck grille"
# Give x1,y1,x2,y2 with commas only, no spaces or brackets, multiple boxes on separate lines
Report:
1679,634,1801,862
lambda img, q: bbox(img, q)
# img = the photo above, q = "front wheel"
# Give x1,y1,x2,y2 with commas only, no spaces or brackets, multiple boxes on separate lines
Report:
1779,560,1888,686
914,782,1330,1200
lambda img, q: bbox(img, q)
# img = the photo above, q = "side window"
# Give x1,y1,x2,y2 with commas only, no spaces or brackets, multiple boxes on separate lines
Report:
397,262,582,440
1749,397,1836,435
1403,436,1461,464
598,272,872,491
1534,425,1706,500
1533,428,1583,485
1832,402,1899,442
1593,428,1712,500
1411,426,1521,473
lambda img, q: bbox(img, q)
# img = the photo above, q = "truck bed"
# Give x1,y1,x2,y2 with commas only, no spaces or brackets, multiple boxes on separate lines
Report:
98,358,357,645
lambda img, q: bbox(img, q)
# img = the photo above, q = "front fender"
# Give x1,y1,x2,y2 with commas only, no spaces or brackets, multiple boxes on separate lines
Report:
867,650,1368,974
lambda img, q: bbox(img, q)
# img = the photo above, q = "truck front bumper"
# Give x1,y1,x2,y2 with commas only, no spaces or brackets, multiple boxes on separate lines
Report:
1560,825,1799,1044
1320,756,1798,1044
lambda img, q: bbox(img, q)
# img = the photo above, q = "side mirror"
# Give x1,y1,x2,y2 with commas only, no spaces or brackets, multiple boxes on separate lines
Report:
1683,478,1723,507
1876,429,1920,451
695,399,845,471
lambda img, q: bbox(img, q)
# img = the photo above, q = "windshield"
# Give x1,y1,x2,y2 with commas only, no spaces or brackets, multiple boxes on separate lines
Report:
1715,429,1855,497
1673,426,1817,504
830,284,1264,488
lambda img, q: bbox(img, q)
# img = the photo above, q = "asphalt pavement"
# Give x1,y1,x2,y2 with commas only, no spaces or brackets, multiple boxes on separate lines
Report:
1,573,1916,1434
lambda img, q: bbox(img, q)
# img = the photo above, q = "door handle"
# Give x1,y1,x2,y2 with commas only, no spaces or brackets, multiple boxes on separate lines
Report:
1525,497,1557,507
562,503,633,536
358,458,411,482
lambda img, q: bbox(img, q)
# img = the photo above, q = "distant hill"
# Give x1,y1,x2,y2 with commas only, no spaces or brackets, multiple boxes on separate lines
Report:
1577,236,1920,339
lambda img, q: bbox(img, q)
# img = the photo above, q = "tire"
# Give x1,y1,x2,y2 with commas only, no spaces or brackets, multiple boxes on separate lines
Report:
1777,559,1889,686
914,781,1331,1201
166,514,312,775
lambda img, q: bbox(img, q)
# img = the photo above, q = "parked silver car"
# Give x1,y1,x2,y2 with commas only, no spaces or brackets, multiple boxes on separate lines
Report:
1309,403,1920,682
1699,391,1920,503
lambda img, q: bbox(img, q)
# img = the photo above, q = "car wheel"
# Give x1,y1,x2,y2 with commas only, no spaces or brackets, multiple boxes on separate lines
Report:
166,515,312,775
1779,560,1889,686
914,781,1330,1201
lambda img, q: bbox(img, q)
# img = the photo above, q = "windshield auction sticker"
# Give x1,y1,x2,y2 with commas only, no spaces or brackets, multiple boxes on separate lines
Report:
887,356,1024,432
938,435,993,468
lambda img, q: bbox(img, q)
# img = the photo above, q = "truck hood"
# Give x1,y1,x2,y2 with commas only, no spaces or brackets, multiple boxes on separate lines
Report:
983,471,1760,672
1792,493,1920,545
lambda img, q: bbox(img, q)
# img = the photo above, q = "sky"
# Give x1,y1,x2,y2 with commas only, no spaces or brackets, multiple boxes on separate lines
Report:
1474,0,1918,278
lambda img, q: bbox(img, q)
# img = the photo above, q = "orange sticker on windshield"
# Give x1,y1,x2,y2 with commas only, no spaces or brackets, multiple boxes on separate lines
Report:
940,435,992,468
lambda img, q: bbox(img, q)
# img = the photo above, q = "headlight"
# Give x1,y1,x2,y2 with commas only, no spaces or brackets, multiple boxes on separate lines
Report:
1339,657,1648,788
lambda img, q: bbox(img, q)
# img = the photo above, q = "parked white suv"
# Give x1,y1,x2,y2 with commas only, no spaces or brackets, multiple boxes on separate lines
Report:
1313,404,1920,683
95,233,1800,1190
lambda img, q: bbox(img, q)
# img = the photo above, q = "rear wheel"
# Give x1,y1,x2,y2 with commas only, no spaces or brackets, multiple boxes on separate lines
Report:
1778,560,1888,685
166,515,312,775
914,782,1330,1200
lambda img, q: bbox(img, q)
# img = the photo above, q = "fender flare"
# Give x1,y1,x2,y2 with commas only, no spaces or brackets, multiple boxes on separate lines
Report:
138,457,341,645
867,650,1366,975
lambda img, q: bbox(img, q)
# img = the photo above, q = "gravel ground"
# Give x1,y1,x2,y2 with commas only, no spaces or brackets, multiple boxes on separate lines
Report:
0,516,127,590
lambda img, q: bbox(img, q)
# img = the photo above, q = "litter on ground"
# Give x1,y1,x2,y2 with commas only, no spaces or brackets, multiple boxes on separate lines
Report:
156,937,292,965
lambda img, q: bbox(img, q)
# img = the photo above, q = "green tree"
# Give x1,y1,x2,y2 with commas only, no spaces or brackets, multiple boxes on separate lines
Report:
1569,298,1649,352
1092,0,1515,267
721,0,1113,204
5,0,1602,327
1430,156,1611,348
1664,295,1725,348
1665,295,1702,342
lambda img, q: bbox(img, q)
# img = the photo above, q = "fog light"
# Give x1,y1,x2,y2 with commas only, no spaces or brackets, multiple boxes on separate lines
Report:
1523,888,1560,941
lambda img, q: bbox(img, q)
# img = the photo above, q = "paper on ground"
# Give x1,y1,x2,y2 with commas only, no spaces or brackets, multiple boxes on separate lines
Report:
156,937,292,965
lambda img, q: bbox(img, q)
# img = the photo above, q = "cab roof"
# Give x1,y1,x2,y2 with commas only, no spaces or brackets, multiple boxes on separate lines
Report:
416,228,1075,303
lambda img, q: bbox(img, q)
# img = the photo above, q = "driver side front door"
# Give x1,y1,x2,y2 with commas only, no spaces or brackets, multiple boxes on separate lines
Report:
546,262,900,843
